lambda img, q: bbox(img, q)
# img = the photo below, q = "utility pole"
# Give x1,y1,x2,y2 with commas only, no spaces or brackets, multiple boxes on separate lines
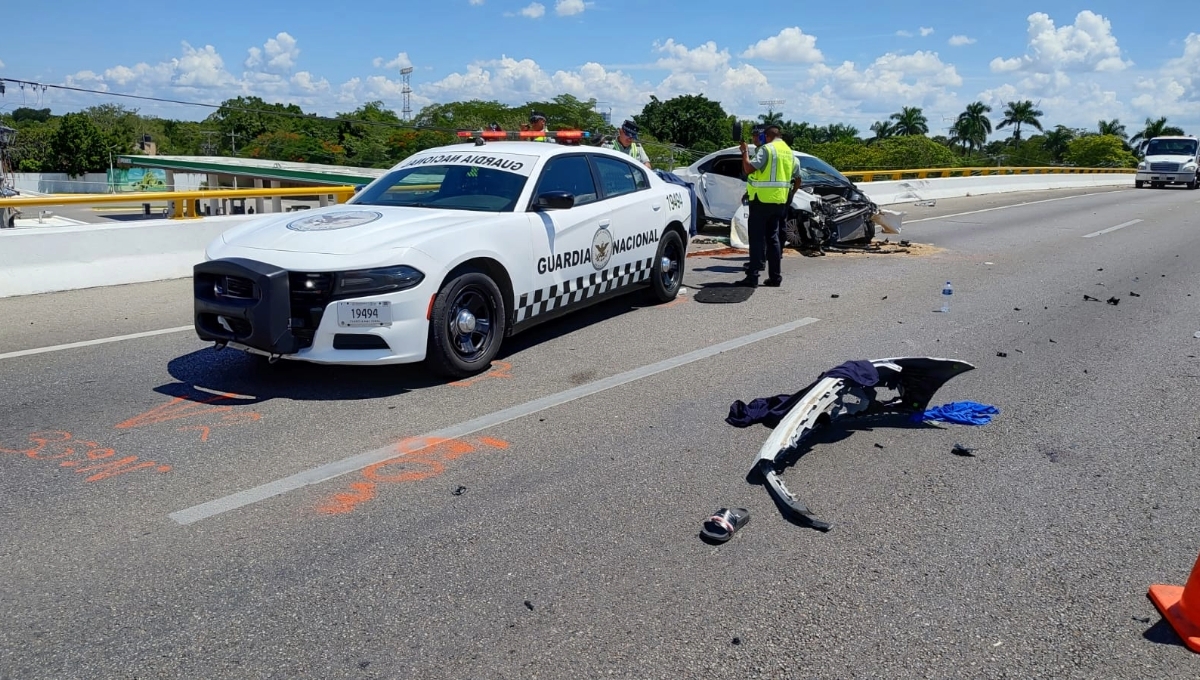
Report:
400,67,413,122
228,131,240,155
200,131,219,156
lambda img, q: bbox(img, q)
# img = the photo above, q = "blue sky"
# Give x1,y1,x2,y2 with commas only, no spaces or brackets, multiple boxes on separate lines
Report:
3,1,1200,140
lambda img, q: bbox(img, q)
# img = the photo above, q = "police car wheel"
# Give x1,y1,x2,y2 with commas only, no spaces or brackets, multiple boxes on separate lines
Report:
427,270,507,379
649,229,684,303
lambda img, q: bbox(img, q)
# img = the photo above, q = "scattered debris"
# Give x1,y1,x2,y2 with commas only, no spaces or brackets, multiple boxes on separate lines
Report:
1107,297,1120,306
1050,338,1057,343
1194,332,1200,339
1133,616,1152,624
831,294,840,298
1098,268,1104,271
996,352,1008,358
1084,295,1100,302
1014,307,1022,311
914,200,937,207
874,443,885,449
729,358,986,531
951,443,976,457
453,486,467,496
524,600,535,611
732,637,742,646
1130,291,1141,297
984,261,995,265
701,507,750,543
882,296,888,300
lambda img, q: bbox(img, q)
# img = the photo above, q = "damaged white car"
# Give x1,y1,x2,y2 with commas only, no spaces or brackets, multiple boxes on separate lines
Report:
673,145,901,252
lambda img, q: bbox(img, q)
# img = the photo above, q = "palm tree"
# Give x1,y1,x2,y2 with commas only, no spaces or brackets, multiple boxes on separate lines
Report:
1097,119,1126,140
997,100,1044,141
818,123,860,143
869,120,896,143
1041,125,1076,163
889,106,929,136
953,101,993,152
758,109,785,128
1130,116,1186,155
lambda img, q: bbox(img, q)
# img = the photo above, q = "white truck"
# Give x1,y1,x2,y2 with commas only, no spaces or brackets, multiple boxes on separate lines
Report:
1135,135,1199,189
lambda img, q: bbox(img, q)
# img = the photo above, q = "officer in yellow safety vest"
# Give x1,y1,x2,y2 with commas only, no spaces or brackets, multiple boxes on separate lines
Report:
737,125,802,287
528,111,554,142
611,120,652,168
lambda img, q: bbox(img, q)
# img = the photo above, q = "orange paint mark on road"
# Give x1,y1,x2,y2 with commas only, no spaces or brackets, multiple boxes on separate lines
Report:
115,393,235,429
317,435,509,515
1,431,171,484
176,411,262,442
450,361,513,387
316,482,378,515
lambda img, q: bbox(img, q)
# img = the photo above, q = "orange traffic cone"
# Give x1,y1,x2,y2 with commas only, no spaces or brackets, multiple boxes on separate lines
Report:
1148,550,1200,653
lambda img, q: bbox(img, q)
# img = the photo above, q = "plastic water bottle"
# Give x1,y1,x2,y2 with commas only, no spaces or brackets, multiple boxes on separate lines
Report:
941,281,953,313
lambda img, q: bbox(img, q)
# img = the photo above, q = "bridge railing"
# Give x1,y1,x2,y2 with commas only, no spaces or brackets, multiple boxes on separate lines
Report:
841,166,1136,183
0,186,359,220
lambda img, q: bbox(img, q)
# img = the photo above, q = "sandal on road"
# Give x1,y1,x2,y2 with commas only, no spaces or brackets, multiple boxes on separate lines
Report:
701,507,750,542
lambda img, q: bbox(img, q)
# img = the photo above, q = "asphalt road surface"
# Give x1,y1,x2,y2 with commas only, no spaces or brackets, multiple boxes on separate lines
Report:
2,184,1199,679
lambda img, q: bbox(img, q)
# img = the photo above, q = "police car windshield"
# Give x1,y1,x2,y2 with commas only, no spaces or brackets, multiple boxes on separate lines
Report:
1145,139,1198,156
351,163,529,212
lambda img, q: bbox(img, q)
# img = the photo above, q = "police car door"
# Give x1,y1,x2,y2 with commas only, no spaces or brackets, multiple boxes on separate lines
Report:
523,153,609,323
589,154,661,284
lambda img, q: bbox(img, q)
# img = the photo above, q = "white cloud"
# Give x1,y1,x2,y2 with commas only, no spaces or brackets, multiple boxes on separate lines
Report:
990,10,1131,74
469,0,484,4
1129,32,1200,119
896,30,913,38
809,50,962,110
740,27,823,64
555,0,588,16
520,2,545,18
244,32,299,73
0,59,5,69
920,27,934,37
654,39,731,72
949,35,975,46
372,52,413,70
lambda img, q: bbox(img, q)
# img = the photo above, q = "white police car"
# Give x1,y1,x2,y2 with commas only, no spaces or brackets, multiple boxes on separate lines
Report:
194,138,693,378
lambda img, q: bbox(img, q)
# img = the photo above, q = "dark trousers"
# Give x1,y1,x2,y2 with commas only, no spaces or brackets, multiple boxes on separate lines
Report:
746,198,787,280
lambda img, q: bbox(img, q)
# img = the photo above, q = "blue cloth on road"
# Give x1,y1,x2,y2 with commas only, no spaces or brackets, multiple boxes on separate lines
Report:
913,401,999,426
654,170,699,236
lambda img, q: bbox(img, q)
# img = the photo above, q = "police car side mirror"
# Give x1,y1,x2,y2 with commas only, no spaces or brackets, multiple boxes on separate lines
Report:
534,191,574,211
353,184,364,194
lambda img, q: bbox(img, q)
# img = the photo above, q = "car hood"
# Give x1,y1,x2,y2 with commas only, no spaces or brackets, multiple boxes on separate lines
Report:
1144,154,1197,164
217,205,499,255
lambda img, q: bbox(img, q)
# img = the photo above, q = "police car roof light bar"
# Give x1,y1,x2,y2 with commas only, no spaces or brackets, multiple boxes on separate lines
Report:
456,130,590,140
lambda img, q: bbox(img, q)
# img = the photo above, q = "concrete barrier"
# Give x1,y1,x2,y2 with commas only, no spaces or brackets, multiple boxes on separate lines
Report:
0,173,1140,299
859,172,1133,206
0,216,254,298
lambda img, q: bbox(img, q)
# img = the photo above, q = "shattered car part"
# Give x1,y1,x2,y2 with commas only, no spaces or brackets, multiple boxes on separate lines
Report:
751,357,975,531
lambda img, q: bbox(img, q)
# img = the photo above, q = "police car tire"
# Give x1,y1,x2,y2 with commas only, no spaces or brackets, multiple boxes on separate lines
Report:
426,270,507,379
649,229,685,303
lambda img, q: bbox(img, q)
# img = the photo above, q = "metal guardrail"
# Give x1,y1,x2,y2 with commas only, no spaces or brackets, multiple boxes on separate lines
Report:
844,166,1136,183
0,186,358,219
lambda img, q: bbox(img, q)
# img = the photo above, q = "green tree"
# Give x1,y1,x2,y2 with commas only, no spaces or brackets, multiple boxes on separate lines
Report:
997,100,1044,141
1098,119,1127,140
1041,125,1076,163
242,130,346,164
6,121,58,172
1064,134,1138,167
51,113,107,177
758,109,785,127
807,140,880,171
873,135,960,169
1129,116,1186,155
952,101,993,152
868,120,896,144
11,107,53,124
889,106,929,136
633,94,730,149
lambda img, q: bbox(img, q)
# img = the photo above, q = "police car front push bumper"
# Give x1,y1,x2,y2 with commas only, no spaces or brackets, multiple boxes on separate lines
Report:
748,357,975,531
194,257,313,356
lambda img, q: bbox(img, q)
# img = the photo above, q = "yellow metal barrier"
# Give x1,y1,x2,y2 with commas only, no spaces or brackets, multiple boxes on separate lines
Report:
844,166,1136,183
0,186,358,219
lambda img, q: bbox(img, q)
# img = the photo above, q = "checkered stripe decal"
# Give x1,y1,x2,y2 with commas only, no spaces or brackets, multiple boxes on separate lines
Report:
516,257,654,323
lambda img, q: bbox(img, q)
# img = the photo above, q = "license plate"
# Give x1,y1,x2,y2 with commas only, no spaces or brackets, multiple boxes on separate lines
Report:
337,300,392,327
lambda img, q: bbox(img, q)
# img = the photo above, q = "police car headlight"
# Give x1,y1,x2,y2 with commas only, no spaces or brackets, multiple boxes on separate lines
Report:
1184,161,1197,171
334,265,425,296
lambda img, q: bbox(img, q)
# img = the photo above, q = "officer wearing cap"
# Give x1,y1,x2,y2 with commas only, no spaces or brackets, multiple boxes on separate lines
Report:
611,120,652,168
737,124,802,287
528,111,554,142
